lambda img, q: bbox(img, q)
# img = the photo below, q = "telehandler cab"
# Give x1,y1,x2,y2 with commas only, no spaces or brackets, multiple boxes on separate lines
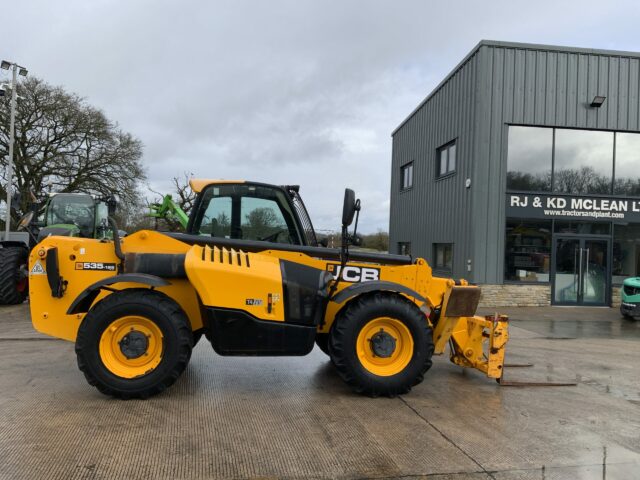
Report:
30,179,514,399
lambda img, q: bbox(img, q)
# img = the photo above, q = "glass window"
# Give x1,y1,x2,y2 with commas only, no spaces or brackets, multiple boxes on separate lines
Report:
46,194,96,238
507,126,552,192
554,221,610,235
192,184,302,244
241,197,292,243
199,196,232,237
400,162,413,190
504,218,551,282
398,242,411,255
554,129,613,194
614,133,640,196
437,142,456,177
613,223,640,284
433,243,453,271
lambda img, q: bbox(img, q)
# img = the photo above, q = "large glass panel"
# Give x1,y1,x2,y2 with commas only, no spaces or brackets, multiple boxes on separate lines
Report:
554,129,613,194
614,133,640,195
504,218,551,282
506,126,552,191
554,238,580,302
554,221,610,235
583,239,608,304
613,223,640,284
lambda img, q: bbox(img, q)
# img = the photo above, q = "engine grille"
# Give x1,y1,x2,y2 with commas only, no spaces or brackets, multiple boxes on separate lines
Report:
200,245,250,267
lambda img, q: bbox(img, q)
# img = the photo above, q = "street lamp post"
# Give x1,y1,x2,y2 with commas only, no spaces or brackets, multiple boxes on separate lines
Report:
1,60,28,239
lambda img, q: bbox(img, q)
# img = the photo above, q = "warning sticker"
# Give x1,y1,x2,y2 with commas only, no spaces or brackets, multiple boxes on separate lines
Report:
30,261,46,275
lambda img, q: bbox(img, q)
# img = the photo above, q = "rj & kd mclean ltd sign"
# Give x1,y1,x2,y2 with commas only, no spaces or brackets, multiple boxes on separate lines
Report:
506,193,640,221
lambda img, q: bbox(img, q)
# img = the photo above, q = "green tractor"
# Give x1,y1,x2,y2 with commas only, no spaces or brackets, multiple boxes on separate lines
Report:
620,277,640,320
0,192,116,305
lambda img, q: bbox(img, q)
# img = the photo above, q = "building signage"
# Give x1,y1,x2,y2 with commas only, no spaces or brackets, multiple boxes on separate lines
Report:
506,193,640,222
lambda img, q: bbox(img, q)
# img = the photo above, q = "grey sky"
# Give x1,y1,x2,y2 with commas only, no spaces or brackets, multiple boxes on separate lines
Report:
3,0,640,232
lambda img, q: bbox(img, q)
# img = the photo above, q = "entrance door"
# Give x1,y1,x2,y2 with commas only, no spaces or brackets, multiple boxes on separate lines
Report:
553,237,609,305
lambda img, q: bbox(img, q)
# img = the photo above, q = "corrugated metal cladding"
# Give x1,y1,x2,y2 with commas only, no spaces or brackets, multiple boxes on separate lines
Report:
390,40,640,283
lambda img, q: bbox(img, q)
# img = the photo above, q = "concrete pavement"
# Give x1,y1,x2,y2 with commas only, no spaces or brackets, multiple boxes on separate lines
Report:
0,304,638,479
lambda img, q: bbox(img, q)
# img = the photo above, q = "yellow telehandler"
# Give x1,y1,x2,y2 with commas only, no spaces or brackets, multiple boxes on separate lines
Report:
29,179,516,399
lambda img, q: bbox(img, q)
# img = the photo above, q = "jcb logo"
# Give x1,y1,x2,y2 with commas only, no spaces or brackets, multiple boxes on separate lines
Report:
326,264,380,283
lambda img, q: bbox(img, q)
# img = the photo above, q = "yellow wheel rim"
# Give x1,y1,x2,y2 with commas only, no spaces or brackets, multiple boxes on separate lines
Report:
356,317,414,377
99,316,164,379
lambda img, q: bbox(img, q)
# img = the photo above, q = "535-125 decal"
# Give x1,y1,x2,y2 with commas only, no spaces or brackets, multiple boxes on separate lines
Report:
75,262,117,272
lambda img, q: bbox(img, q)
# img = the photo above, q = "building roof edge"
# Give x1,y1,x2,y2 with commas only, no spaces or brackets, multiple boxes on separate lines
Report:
391,40,640,136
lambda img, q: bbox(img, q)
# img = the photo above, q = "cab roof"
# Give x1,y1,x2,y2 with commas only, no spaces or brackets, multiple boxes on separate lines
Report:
189,179,245,193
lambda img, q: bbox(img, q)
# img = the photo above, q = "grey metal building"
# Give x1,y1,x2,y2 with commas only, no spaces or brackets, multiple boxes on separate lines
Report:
390,40,640,306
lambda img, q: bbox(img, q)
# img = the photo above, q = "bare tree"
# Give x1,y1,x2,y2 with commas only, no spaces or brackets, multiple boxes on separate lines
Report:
0,77,145,226
170,172,197,213
144,172,196,232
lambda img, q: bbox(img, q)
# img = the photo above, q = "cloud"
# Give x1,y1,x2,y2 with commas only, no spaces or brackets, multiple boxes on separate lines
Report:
3,0,640,232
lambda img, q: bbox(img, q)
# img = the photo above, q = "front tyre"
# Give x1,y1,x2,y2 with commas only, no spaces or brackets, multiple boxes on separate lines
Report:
329,293,434,397
75,289,193,399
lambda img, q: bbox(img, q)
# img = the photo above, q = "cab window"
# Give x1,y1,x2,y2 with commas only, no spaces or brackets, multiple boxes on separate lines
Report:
46,194,95,238
192,184,303,245
199,196,232,237
241,197,291,243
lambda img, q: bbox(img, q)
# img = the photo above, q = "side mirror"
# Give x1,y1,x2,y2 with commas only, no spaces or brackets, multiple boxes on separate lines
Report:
318,237,328,247
342,188,356,227
350,233,362,247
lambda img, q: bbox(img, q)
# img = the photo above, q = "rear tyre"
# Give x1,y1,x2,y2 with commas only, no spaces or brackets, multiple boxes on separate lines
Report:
329,293,434,397
75,289,193,399
0,247,29,305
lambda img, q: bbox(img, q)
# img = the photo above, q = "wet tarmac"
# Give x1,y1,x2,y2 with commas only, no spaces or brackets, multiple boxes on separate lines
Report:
1,304,639,479
478,305,640,341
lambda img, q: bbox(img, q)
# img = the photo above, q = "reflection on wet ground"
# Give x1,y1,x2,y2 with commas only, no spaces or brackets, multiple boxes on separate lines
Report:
478,305,640,340
1,304,638,479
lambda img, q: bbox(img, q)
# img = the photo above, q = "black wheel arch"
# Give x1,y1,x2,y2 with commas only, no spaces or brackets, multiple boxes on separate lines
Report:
67,273,171,315
330,280,427,306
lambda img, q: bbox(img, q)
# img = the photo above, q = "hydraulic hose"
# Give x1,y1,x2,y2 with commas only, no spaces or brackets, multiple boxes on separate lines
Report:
108,217,125,263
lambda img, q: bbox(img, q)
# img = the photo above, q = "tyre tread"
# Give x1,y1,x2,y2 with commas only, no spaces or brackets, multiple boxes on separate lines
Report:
0,247,29,305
